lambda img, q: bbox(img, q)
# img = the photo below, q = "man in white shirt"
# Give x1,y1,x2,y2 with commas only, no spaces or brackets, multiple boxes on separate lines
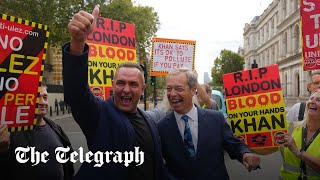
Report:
158,67,260,180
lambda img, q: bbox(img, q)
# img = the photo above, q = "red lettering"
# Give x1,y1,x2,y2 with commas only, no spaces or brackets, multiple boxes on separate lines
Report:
270,93,281,104
227,93,282,110
127,50,135,61
98,46,105,57
228,99,237,110
89,46,97,57
246,96,256,108
106,47,115,59
257,94,269,106
117,49,125,60
89,45,136,61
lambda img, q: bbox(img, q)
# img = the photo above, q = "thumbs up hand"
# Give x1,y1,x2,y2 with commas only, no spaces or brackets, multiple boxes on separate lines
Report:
68,6,99,55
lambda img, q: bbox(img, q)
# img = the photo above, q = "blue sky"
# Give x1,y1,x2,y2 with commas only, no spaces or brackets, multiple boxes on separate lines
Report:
135,0,274,82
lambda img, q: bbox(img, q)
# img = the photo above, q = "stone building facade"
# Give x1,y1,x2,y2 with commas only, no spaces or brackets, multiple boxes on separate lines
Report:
243,0,317,108
43,47,63,85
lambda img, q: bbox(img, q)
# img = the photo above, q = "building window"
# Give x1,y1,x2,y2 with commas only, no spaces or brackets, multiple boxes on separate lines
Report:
283,0,287,19
293,25,300,53
283,32,288,56
284,74,288,97
271,18,274,36
293,0,298,11
266,24,269,40
295,73,300,97
261,29,264,44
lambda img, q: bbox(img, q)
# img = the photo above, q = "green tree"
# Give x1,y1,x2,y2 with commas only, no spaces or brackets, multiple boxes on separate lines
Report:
211,49,244,86
1,0,161,90
100,0,161,99
0,0,160,51
103,0,160,61
143,62,166,100
0,0,82,46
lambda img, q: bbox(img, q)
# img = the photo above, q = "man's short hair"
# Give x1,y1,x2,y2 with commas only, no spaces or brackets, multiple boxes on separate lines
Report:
117,62,143,73
167,67,198,88
115,62,145,82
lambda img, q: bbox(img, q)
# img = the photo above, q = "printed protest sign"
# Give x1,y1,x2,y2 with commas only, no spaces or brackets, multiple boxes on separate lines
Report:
150,38,196,76
223,65,287,148
300,0,320,70
87,17,136,100
0,14,49,131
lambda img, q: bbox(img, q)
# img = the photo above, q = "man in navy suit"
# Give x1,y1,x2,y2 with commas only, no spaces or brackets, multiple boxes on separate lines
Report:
158,68,260,180
63,7,168,180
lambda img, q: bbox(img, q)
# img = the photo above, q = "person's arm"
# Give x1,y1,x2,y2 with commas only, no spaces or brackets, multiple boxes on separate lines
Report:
196,84,213,108
298,151,320,173
221,114,260,171
221,113,250,161
62,7,101,139
145,108,167,123
68,7,99,55
0,125,9,153
286,103,300,122
0,125,10,179
242,152,261,172
283,133,320,173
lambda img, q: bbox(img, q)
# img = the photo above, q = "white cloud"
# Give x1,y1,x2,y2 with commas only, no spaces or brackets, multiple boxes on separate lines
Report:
134,0,273,83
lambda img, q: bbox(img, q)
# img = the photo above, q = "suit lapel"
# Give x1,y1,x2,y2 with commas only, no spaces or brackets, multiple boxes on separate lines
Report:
196,107,208,159
138,108,157,141
166,112,186,151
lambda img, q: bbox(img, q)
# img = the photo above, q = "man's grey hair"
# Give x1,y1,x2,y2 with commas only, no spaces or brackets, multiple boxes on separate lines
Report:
167,67,198,88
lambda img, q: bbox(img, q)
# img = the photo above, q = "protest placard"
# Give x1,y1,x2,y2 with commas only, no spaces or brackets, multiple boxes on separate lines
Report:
150,38,196,76
0,14,49,131
87,17,136,99
223,64,287,148
300,0,320,70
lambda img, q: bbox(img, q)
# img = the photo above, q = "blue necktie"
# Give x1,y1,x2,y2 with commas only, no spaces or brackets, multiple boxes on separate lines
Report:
181,115,196,159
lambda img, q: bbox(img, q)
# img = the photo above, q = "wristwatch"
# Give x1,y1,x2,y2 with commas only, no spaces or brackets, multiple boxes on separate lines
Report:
293,148,303,157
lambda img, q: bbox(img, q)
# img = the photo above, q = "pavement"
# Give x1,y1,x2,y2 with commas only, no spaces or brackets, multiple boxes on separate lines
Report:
48,110,73,121
55,115,283,178
48,102,293,121
48,102,154,122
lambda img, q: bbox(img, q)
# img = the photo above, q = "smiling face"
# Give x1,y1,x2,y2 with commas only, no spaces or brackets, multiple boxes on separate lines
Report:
166,72,196,114
38,86,48,119
112,67,145,113
307,91,320,118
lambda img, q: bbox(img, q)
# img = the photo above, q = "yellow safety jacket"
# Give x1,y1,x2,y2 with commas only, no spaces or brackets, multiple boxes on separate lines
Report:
280,126,320,180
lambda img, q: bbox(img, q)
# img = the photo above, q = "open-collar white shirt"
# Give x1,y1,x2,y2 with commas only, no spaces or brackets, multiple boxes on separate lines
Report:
174,105,198,152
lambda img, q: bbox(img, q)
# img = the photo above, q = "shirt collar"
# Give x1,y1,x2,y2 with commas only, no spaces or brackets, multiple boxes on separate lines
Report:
174,105,197,121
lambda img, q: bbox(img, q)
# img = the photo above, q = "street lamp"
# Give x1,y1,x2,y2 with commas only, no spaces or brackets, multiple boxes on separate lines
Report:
251,59,258,69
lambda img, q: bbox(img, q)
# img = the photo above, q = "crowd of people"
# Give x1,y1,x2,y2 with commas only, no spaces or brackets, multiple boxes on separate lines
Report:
0,6,319,180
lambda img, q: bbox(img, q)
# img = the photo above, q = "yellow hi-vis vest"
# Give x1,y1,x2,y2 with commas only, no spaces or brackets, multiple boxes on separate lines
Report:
280,126,320,180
